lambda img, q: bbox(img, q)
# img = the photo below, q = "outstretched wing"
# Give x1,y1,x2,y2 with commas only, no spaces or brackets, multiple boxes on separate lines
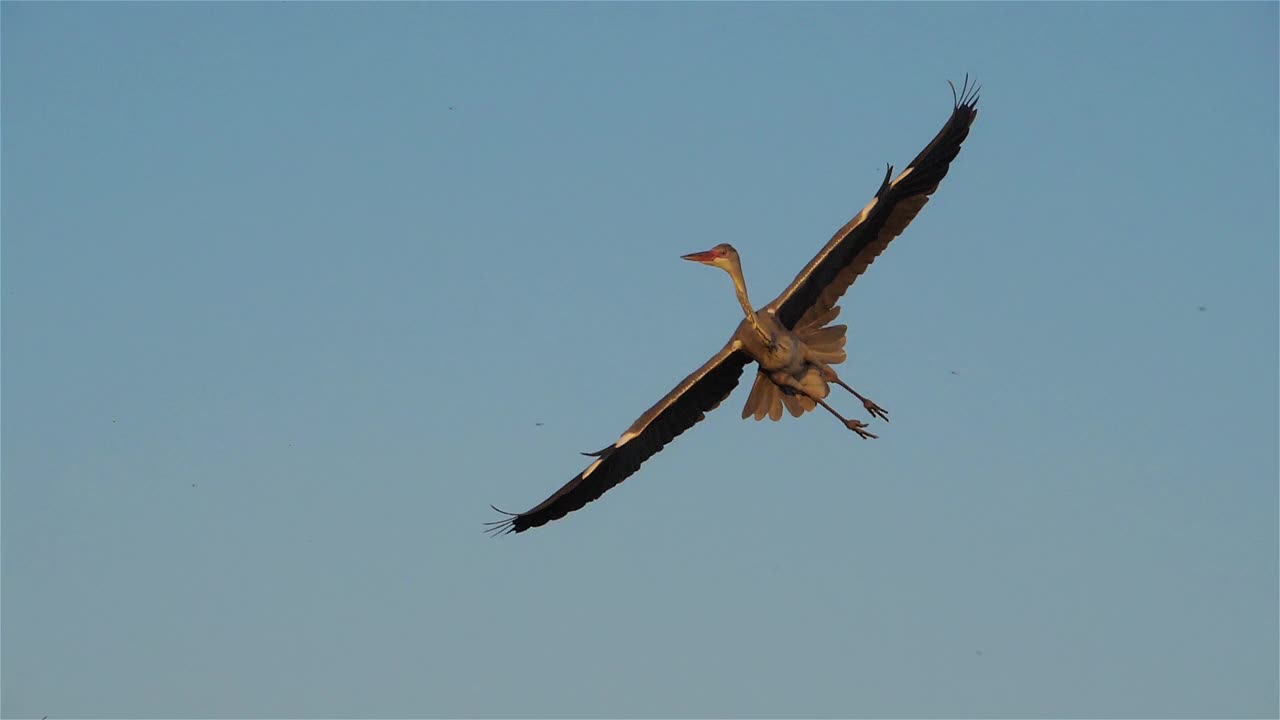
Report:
766,78,980,330
487,339,752,534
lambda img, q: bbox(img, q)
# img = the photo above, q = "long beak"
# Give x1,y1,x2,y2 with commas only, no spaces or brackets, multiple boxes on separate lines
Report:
681,249,718,264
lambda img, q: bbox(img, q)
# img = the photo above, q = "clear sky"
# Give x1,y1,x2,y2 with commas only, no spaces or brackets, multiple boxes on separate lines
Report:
3,3,1276,718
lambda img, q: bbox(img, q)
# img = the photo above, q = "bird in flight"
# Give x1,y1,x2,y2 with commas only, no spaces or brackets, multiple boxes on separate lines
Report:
488,78,980,535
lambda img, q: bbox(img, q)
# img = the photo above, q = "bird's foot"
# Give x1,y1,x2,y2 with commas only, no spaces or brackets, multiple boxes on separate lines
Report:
861,396,889,422
846,419,878,439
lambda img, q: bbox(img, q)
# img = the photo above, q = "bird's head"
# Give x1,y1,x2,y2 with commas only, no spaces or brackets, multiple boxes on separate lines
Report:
681,243,739,273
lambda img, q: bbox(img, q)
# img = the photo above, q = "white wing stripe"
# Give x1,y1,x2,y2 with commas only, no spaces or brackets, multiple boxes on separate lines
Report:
581,457,604,480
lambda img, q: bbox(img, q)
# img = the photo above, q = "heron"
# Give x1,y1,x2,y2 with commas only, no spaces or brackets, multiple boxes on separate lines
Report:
487,78,980,535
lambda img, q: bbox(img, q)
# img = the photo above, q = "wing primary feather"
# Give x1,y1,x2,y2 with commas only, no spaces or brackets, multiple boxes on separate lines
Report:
483,505,522,536
580,444,615,457
875,163,894,198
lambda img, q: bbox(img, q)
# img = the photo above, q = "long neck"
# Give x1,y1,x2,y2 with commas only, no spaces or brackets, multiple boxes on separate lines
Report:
726,259,772,345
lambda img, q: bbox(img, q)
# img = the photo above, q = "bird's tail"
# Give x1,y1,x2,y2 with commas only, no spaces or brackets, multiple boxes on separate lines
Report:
741,367,830,422
742,370,785,421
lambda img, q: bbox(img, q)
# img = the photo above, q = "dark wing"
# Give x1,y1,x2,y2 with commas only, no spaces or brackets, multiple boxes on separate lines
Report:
765,78,980,330
486,339,752,535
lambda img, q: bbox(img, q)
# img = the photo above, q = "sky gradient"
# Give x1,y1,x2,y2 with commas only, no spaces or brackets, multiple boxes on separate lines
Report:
3,3,1277,718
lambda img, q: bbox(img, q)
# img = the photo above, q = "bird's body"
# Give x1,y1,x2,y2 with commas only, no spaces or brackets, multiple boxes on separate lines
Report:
734,310,850,425
710,254,859,427
488,79,980,535
737,311,817,379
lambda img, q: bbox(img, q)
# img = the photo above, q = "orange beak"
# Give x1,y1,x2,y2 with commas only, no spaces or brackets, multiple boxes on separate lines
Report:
681,249,718,264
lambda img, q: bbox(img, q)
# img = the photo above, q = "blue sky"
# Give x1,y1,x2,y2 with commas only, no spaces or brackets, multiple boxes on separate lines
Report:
3,3,1276,718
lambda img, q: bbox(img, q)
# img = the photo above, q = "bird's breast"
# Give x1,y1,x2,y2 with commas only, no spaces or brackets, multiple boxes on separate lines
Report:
756,330,806,374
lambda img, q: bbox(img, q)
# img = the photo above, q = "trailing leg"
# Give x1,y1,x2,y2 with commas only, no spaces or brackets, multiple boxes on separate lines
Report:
820,367,890,422
769,372,877,439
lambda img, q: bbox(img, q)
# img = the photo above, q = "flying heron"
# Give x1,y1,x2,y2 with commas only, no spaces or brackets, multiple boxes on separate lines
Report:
488,78,980,534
